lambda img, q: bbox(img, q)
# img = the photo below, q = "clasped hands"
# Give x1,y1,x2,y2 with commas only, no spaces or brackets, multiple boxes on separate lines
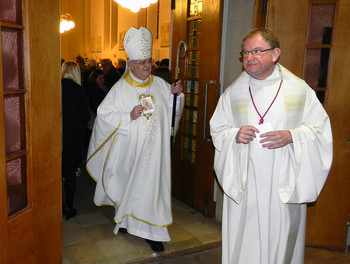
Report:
236,125,292,149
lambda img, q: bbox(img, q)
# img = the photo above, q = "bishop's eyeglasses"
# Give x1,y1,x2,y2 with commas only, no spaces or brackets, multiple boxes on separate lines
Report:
240,48,274,58
132,59,154,65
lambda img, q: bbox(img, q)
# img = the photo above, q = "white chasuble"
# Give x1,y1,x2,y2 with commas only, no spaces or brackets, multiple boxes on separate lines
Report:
210,64,332,264
86,71,184,241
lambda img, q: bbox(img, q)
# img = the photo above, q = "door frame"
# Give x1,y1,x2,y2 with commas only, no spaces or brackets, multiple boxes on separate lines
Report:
0,0,62,262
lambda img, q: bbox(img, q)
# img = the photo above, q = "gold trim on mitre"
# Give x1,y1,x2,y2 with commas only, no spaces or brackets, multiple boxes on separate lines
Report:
123,69,153,88
124,26,152,60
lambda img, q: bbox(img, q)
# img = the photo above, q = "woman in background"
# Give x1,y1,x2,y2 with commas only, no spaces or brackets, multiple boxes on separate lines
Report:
61,61,90,219
85,69,109,149
88,69,109,116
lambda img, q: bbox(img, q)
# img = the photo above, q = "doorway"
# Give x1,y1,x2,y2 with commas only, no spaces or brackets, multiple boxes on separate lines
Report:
171,0,223,217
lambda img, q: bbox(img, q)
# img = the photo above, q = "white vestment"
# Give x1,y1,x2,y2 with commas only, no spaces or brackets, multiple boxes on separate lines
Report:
86,70,184,241
210,64,332,264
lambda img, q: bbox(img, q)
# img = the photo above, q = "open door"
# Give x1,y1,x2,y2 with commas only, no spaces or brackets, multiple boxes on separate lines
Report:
0,0,62,263
171,0,223,217
265,0,350,249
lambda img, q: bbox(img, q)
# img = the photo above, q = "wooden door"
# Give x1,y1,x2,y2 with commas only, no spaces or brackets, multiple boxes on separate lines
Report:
171,0,222,217
0,0,62,263
265,0,350,249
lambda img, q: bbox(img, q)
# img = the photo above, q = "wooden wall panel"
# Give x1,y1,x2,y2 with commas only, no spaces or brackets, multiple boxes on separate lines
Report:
266,0,309,77
266,0,350,249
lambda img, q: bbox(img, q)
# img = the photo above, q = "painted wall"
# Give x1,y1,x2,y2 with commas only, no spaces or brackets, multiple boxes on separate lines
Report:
215,0,256,222
222,0,256,89
61,0,171,66
61,0,88,62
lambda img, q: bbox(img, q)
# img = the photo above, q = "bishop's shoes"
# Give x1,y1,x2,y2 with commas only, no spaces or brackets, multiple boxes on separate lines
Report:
145,239,164,252
118,228,164,252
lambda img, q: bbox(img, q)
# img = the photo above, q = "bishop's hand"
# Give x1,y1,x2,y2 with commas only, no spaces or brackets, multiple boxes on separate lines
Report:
171,80,182,95
130,104,144,120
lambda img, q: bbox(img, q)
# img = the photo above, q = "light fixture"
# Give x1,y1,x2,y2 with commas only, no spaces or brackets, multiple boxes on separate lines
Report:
60,13,75,34
114,0,158,13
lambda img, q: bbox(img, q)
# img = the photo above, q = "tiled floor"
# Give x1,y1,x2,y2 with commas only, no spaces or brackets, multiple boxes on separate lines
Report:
62,170,350,264
62,172,222,264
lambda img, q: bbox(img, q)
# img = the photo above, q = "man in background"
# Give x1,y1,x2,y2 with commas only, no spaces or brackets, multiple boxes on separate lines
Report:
116,58,126,76
100,58,121,90
210,28,333,264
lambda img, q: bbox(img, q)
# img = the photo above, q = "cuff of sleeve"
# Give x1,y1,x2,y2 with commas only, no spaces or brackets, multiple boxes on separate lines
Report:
118,112,131,135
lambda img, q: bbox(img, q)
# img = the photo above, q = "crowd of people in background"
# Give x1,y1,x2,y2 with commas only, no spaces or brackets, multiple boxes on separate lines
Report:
60,54,172,221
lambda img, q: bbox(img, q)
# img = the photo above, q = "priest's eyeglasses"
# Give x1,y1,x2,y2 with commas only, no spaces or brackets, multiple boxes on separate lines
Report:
240,48,274,57
132,59,154,65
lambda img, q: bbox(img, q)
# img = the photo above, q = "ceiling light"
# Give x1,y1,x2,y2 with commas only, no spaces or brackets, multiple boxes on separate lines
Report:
60,13,75,34
114,0,158,13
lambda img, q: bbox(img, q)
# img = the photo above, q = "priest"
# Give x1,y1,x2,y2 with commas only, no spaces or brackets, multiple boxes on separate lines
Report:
86,26,184,252
210,28,333,264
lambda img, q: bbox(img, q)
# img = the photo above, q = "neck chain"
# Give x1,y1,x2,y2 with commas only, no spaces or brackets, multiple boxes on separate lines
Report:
249,79,283,125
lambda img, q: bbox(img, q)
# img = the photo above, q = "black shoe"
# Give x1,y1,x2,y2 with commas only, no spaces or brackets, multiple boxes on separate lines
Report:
64,207,77,220
145,239,164,252
119,228,127,233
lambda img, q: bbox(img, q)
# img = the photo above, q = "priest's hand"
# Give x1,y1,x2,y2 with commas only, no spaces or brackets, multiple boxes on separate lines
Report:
236,125,259,144
171,80,182,95
130,105,144,120
259,130,293,149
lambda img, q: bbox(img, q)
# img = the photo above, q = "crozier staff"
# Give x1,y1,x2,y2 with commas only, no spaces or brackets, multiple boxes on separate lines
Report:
86,26,184,252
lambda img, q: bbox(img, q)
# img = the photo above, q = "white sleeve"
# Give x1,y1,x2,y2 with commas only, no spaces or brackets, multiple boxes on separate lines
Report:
278,89,333,203
210,92,249,204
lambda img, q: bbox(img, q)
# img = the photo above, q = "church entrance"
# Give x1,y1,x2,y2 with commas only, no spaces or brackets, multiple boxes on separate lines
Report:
171,0,223,217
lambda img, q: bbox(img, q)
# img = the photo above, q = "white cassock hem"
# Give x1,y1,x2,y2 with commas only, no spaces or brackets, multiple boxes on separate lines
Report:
113,215,170,242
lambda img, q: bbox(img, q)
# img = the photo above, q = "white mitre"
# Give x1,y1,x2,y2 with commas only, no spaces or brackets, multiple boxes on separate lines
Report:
124,27,153,60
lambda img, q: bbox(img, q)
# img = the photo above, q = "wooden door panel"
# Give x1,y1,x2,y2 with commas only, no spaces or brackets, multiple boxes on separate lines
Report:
8,210,34,263
10,251,36,264
0,0,62,263
266,0,350,249
194,0,222,215
305,0,350,249
171,0,222,217
171,0,190,205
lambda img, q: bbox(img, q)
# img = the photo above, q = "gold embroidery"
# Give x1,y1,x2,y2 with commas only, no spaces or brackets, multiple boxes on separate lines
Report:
114,214,173,228
138,94,155,120
91,198,172,228
94,201,114,207
86,122,122,205
101,128,121,204
86,122,122,163
123,69,153,88
126,71,156,120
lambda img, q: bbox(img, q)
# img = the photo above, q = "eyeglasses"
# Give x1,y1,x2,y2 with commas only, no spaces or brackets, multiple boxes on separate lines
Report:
132,59,154,65
240,48,274,57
